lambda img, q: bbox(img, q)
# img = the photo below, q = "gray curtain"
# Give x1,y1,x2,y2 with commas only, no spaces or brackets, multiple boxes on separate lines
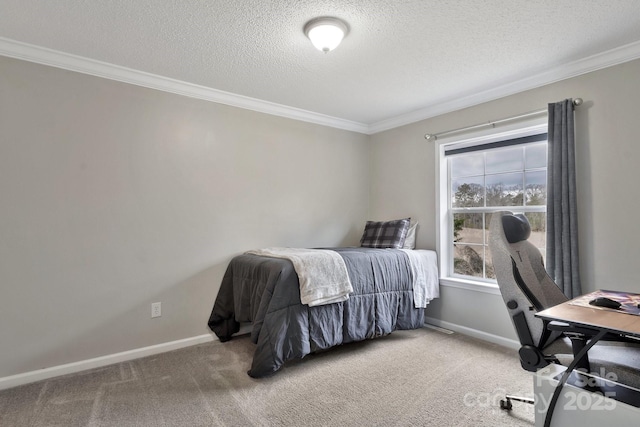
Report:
546,99,581,298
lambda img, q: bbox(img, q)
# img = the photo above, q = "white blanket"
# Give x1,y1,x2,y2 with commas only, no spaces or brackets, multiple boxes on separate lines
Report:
245,248,354,307
401,249,440,308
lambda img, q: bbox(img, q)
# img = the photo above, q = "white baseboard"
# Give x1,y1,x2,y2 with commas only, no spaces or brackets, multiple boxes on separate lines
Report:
1,321,514,391
0,334,216,391
424,316,520,350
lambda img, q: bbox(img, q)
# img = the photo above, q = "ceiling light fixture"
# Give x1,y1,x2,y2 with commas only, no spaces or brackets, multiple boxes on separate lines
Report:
304,17,349,53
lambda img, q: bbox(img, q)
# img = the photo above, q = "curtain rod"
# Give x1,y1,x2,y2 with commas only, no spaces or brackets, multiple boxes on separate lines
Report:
424,98,583,141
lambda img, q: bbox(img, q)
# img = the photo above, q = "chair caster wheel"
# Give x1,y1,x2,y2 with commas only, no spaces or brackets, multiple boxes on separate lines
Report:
500,399,513,411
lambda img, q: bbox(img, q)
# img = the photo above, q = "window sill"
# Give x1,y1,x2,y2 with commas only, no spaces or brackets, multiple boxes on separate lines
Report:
439,277,502,296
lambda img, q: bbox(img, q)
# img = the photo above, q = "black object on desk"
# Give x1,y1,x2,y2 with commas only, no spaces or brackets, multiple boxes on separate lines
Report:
589,297,622,309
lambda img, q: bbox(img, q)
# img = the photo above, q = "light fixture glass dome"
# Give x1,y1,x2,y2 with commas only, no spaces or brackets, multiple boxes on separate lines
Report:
304,17,349,53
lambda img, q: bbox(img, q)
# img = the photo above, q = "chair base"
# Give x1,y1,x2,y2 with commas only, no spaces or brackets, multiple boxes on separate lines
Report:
499,394,534,411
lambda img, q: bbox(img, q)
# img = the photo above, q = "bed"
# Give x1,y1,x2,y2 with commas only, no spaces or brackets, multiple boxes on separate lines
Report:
207,245,439,377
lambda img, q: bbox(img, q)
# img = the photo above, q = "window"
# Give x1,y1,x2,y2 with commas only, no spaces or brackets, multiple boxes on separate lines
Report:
436,122,548,291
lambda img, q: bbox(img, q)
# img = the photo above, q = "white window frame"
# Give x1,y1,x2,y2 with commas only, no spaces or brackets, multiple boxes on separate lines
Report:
435,117,548,295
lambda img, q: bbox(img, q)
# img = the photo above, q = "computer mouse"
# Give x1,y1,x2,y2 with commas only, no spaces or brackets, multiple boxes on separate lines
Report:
589,297,621,309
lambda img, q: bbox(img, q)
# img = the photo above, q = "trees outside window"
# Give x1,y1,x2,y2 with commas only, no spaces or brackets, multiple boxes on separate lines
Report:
447,139,547,281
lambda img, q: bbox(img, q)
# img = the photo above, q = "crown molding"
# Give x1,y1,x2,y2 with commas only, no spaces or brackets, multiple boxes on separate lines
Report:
3,36,640,136
368,39,640,134
0,37,369,134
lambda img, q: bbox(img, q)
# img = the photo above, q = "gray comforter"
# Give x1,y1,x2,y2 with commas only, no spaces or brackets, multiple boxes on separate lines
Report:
207,247,425,377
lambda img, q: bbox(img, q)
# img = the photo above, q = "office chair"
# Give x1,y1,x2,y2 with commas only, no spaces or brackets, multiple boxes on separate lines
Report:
488,210,640,410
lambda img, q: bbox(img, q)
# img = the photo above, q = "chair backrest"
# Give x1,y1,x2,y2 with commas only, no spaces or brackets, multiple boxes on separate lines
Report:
488,211,568,349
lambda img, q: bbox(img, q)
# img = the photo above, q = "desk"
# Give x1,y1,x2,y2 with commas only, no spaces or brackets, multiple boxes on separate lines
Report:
534,290,640,427
537,290,640,338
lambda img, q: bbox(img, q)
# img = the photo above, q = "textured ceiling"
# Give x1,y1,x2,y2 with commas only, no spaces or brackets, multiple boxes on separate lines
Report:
2,0,640,130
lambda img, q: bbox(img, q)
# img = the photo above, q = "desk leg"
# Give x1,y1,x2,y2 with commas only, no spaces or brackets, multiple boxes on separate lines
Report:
543,329,607,427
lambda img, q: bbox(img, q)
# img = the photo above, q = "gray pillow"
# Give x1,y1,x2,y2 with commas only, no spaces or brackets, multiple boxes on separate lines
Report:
501,214,531,243
360,218,411,249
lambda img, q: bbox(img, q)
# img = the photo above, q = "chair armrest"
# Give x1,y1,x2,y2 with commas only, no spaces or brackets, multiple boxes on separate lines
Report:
547,320,633,342
547,320,601,337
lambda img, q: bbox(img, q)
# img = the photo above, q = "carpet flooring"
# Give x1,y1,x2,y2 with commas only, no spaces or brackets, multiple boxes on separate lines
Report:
0,327,535,426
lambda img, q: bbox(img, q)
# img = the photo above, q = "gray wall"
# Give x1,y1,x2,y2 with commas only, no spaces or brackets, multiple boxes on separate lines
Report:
0,56,370,378
3,52,640,380
369,58,640,341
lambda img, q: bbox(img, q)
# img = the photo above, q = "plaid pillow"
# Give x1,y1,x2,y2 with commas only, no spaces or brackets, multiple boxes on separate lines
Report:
360,218,411,249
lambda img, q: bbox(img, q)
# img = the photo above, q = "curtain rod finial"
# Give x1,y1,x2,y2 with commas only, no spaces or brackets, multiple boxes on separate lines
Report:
424,134,436,141
573,98,583,106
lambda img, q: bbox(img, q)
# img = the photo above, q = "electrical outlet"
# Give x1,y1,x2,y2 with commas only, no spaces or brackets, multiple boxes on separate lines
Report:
151,302,162,318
